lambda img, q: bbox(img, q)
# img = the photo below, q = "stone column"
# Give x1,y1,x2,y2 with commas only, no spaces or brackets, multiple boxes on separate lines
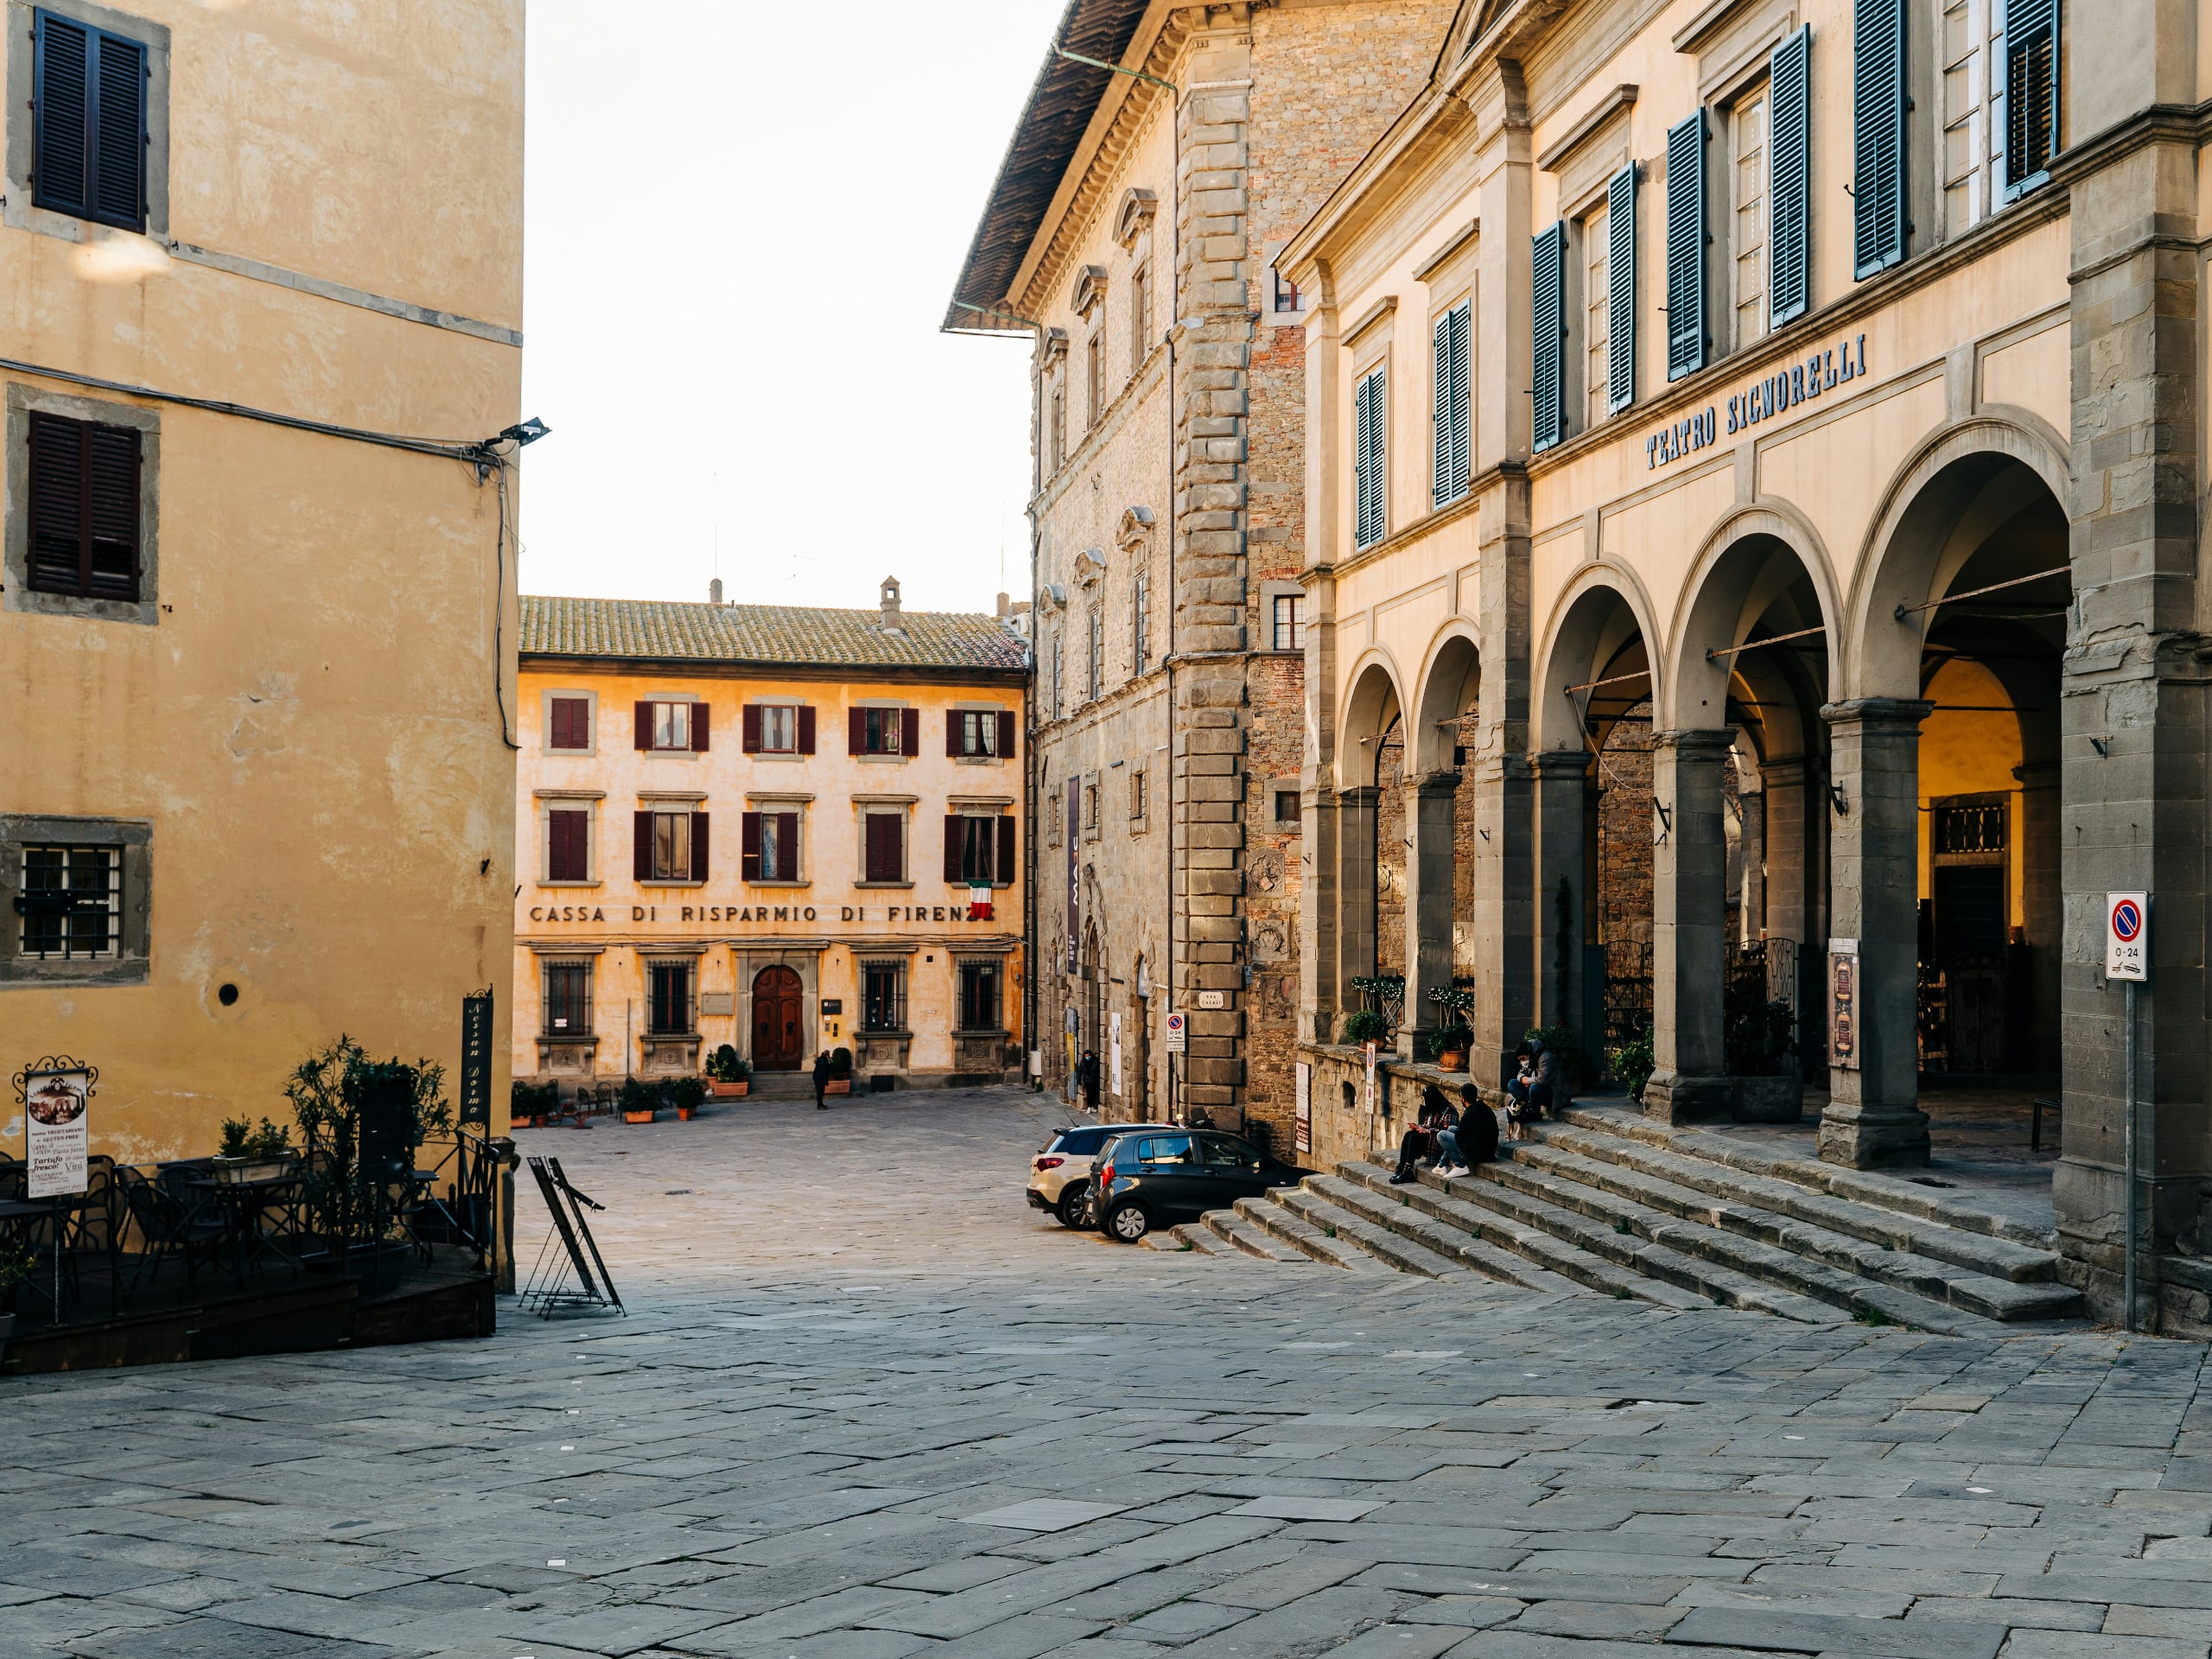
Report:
1819,699,1932,1167
2014,760,2061,1075
1531,749,1591,1039
1737,780,1765,943
1334,785,1378,1038
1401,771,1459,1056
1645,729,1734,1122
1762,760,1808,948
1300,785,1340,1044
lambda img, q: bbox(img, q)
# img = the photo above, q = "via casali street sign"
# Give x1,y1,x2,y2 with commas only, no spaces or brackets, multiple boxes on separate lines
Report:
2107,892,2149,982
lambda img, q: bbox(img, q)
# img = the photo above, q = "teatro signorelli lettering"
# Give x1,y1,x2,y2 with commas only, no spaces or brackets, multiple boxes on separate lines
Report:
1646,333,1870,471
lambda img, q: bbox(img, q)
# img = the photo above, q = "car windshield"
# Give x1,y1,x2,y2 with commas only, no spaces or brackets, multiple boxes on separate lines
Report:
1198,1135,1256,1168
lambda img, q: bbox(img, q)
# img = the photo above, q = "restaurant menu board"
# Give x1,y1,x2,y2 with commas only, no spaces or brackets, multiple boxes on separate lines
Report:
25,1067,90,1198
1295,1062,1311,1154
1828,943,1859,1071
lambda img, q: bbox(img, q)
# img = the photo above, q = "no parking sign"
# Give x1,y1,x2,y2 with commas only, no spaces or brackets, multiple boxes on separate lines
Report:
2107,893,2149,982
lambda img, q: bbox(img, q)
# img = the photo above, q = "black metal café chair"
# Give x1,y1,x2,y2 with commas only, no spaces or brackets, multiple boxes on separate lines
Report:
0,1155,25,1203
47,1158,124,1316
118,1166,230,1292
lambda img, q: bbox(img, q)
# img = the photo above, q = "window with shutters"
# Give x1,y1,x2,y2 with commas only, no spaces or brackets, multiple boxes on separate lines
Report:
1605,162,1638,413
858,705,908,755
1048,789,1063,847
953,709,1010,759
647,961,694,1035
742,808,802,883
1582,205,1611,429
29,7,153,233
648,811,695,883
958,960,1002,1031
1272,594,1306,652
1665,111,1710,378
957,816,1001,883
1048,372,1067,471
1129,262,1151,378
636,698,707,753
1353,365,1387,547
1087,608,1103,700
25,410,139,600
1132,569,1150,673
1131,768,1147,821
1431,299,1471,505
546,693,594,753
1050,635,1064,718
1531,221,1567,444
1996,0,2058,203
1770,29,1813,325
0,813,149,984
758,703,795,753
861,960,906,1032
653,702,690,751
544,806,592,884
1085,328,1104,427
1083,779,1099,836
1729,81,1770,351
861,810,908,884
1853,0,1910,277
542,961,593,1037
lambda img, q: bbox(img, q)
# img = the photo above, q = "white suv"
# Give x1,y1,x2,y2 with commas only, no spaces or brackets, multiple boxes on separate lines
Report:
1026,1122,1147,1229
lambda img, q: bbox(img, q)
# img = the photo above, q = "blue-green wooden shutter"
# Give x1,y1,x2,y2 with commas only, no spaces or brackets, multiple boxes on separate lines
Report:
1355,369,1386,547
1531,222,1567,449
1665,112,1707,380
2002,0,2058,198
1606,164,1637,413
1853,0,1907,277
1432,302,1471,505
1770,26,1812,325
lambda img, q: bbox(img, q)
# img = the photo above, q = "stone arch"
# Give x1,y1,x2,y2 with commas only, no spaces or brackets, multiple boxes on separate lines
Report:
1843,414,2072,701
1532,561,1666,754
1338,649,1407,790
1662,500,1842,734
1410,622,1481,774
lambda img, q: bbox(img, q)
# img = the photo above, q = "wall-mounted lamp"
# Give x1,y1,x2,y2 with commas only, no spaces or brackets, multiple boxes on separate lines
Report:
1651,796,1672,843
2090,735,2111,758
1828,782,1850,817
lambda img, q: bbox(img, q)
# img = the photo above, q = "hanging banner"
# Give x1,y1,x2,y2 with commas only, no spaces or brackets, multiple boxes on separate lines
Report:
1828,941,1859,1071
459,990,493,1126
1065,779,1080,974
25,1067,91,1198
1295,1062,1311,1155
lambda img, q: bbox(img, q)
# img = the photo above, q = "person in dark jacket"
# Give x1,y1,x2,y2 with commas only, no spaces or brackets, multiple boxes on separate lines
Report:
811,1050,830,1109
1076,1050,1101,1113
1390,1085,1457,1184
1505,1038,1556,1139
1434,1081,1499,1175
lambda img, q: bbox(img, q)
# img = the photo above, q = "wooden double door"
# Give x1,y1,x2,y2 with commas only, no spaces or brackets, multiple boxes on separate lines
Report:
751,965,804,1071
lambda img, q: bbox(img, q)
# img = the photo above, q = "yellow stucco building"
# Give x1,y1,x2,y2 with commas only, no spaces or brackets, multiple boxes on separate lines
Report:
2,0,524,1164
513,582,1029,1090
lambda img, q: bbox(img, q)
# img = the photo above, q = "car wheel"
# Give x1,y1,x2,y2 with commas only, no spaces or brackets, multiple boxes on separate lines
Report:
1103,1202,1150,1243
1056,1183,1093,1230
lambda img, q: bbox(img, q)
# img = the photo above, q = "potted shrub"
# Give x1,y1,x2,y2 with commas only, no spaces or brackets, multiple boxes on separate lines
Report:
1726,989,1802,1122
217,1116,296,1183
704,1046,750,1099
1427,984,1477,1071
1340,1008,1389,1047
1609,1028,1655,1103
669,1076,708,1122
825,1047,854,1096
511,1079,559,1127
619,1077,662,1124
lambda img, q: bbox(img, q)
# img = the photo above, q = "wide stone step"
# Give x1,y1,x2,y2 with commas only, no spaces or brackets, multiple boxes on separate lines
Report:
1230,1193,1384,1273
1151,1223,1238,1255
1200,1210,1313,1263
1331,1164,1762,1317
1318,1170,1700,1309
1509,1137,2080,1323
1554,1103,2050,1246
1271,1185,1471,1280
1452,1156,2037,1336
1541,1117,2062,1283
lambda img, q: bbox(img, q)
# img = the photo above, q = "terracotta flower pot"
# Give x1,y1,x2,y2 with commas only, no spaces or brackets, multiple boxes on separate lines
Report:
1438,1050,1467,1072
825,1078,852,1096
708,1080,748,1098
676,1105,697,1121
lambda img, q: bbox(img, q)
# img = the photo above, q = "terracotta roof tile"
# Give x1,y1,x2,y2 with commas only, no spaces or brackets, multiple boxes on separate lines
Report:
519,594,1028,673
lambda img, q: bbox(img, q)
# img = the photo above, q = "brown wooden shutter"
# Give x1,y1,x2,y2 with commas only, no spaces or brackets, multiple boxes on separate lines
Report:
901,708,919,756
742,704,761,753
997,711,1016,758
26,413,85,594
944,816,963,883
691,702,709,752
86,425,138,598
741,811,762,880
549,810,588,881
946,711,963,757
848,708,866,753
634,702,652,750
690,812,709,880
798,705,817,753
632,811,652,880
996,814,1015,885
773,812,798,880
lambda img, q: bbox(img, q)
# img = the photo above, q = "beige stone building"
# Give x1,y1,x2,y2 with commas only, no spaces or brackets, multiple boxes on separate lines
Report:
512,584,1028,1089
949,0,1454,1149
2,0,523,1161
1283,0,2212,1325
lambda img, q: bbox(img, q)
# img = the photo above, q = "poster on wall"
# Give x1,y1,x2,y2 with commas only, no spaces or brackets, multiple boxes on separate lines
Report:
1828,941,1859,1071
25,1066,91,1198
1109,1013,1122,1096
1295,1062,1311,1155
1363,1042,1378,1115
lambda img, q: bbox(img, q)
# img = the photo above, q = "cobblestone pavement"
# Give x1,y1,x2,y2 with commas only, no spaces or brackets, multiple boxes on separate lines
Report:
6,1087,2212,1659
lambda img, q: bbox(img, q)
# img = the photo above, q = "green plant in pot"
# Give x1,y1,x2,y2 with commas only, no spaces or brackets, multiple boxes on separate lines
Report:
1609,1028,1656,1103
1726,988,1802,1122
284,1036,453,1266
1427,984,1477,1070
217,1116,295,1181
704,1045,750,1096
825,1046,855,1095
1339,1008,1389,1046
619,1077,663,1122
668,1075,708,1119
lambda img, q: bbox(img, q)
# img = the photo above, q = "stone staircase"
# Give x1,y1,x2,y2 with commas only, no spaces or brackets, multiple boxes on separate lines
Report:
1158,1102,2086,1337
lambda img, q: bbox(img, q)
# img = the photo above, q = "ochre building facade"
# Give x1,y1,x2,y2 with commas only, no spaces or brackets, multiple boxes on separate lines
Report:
1285,0,2212,1327
950,0,1454,1148
512,585,1028,1090
2,0,524,1161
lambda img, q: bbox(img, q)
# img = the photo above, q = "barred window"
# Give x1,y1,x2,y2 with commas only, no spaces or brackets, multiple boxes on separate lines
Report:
543,961,593,1036
647,961,693,1034
19,845,121,960
959,960,1002,1031
861,959,907,1031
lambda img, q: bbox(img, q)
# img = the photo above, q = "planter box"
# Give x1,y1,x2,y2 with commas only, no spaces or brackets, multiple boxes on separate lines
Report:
1733,1073,1803,1123
707,1080,748,1098
623,1109,658,1124
1436,1050,1467,1072
824,1078,852,1096
215,1159,294,1185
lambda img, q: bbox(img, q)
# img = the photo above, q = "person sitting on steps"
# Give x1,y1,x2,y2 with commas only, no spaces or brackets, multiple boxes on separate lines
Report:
1504,1037,1555,1141
1433,1080,1498,1177
1390,1085,1456,1185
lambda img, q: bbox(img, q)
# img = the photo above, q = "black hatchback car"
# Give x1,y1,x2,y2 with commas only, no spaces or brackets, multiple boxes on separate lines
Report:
1091,1129,1306,1243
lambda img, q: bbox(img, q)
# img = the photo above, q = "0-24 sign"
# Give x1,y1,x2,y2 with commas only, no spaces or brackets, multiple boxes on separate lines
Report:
2107,892,2149,982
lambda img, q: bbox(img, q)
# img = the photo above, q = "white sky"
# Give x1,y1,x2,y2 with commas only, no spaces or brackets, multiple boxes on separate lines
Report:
518,1,1058,617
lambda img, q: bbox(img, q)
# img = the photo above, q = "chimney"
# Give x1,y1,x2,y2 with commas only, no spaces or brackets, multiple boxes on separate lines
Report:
709,577,724,605
880,575,901,617
995,591,1010,619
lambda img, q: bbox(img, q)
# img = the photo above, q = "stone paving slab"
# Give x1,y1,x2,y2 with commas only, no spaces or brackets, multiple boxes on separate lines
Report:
5,1089,2212,1659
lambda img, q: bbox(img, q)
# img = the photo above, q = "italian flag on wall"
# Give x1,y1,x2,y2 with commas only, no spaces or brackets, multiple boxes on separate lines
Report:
968,885,994,921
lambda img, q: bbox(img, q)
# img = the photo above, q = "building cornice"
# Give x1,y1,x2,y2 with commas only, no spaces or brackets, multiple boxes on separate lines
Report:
518,655,1029,690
